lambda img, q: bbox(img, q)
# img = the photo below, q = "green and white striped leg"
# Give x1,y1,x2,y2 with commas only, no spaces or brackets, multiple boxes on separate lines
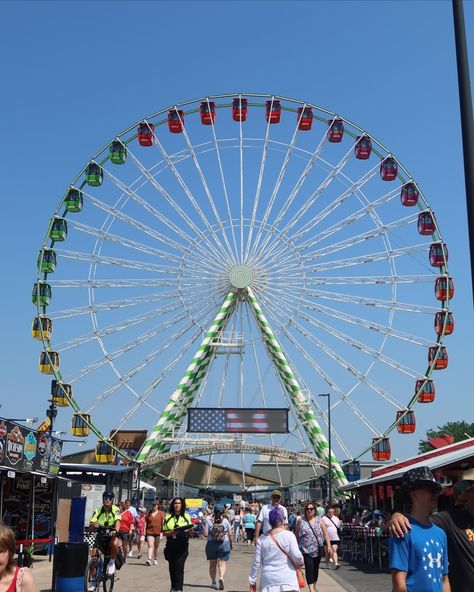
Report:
246,287,348,488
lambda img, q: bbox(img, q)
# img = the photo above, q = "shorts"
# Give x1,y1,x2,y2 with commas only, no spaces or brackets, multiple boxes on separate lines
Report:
245,528,255,542
205,540,231,561
324,540,340,546
117,532,130,542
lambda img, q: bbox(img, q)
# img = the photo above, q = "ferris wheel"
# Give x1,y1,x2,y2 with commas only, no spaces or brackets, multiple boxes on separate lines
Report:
33,93,453,487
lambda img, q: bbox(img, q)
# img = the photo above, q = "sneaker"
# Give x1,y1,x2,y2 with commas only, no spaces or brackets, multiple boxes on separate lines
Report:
334,563,341,570
211,584,217,590
107,560,116,576
137,554,142,559
218,578,224,590
146,559,152,566
88,584,97,592
127,551,133,557
154,559,158,565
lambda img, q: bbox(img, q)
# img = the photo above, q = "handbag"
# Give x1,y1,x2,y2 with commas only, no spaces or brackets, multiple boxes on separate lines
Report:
270,533,305,590
307,519,324,556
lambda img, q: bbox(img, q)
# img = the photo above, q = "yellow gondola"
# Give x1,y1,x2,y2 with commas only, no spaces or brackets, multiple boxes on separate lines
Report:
32,317,52,340
39,350,59,374
51,379,71,407
71,413,91,437
95,439,116,464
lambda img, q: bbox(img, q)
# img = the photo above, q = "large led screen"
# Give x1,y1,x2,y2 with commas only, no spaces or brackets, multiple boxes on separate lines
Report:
187,408,289,434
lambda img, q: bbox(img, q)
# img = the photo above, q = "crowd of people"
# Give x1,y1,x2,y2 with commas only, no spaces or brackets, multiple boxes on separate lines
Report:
2,465,473,592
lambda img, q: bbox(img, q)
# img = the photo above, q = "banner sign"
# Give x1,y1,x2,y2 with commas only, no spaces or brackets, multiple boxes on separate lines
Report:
0,417,63,475
187,408,289,434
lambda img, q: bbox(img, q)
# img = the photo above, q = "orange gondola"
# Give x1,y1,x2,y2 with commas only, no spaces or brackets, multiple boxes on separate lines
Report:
416,379,436,403
434,312,454,336
428,346,448,370
372,437,391,461
396,410,416,434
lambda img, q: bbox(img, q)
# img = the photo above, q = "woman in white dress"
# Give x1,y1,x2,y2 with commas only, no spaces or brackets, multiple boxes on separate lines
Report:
249,507,303,592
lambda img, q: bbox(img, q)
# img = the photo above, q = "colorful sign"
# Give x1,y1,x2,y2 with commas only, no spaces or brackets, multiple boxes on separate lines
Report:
0,417,62,475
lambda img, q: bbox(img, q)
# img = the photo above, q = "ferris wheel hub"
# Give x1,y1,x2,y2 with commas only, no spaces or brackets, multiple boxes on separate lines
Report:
229,265,254,289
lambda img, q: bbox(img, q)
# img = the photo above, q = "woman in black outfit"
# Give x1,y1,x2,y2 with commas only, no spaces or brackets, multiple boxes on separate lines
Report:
162,497,193,592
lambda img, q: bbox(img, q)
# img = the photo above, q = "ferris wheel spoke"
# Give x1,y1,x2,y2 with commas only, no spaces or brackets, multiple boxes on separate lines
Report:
248,103,307,260
283,291,434,347
54,290,212,352
65,308,201,385
286,213,419,266
244,98,274,261
177,108,238,264
257,292,381,435
279,144,376,239
254,184,402,271
100,312,214,432
303,243,429,273
301,286,438,313
206,98,239,259
55,248,180,274
68,219,185,264
264,125,330,243
102,161,227,266
301,274,436,286
82,190,219,265
146,122,231,261
47,288,182,320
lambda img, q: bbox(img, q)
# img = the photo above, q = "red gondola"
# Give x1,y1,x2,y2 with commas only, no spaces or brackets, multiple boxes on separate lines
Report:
429,243,448,268
168,109,184,133
372,437,391,461
418,211,436,235
400,182,419,206
297,107,313,131
354,135,372,160
416,379,436,403
200,101,216,125
396,410,416,434
265,100,281,124
434,312,455,336
428,346,448,370
137,122,154,147
435,277,454,302
380,157,398,181
232,98,248,122
327,118,344,143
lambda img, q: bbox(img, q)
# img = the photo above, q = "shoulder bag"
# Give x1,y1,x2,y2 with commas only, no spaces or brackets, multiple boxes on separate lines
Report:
270,533,305,590
329,516,342,538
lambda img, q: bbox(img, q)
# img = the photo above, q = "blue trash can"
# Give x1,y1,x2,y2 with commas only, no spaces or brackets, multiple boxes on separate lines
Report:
54,542,89,592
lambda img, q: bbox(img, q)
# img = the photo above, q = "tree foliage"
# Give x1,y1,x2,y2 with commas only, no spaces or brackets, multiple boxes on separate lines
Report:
418,420,474,453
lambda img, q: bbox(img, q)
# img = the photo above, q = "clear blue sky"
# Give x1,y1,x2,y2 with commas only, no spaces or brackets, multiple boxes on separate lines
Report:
1,0,473,467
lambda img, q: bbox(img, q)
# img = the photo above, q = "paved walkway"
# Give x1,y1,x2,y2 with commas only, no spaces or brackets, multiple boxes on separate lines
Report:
32,539,350,592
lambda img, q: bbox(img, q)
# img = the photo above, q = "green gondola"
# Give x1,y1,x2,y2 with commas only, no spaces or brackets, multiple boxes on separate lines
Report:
37,248,57,273
110,140,127,165
85,162,103,187
32,282,52,306
64,188,83,212
49,217,68,241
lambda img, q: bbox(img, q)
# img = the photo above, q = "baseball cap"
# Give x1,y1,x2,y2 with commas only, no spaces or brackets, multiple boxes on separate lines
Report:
214,504,224,513
271,490,282,498
453,468,474,499
102,491,114,500
401,466,442,494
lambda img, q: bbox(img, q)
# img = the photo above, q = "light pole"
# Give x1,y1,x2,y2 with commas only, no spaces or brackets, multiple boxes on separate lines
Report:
318,393,332,503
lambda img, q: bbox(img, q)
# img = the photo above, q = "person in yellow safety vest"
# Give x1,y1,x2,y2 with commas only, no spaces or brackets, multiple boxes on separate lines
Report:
162,498,194,592
89,490,121,585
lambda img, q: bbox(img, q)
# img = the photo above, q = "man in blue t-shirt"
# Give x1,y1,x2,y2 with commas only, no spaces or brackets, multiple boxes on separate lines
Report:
390,466,451,592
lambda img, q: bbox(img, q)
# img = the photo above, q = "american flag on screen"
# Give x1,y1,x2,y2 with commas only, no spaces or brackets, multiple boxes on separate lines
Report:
187,408,288,433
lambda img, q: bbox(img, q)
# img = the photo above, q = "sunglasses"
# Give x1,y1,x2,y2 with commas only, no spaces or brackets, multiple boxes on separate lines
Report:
103,495,114,501
306,507,315,511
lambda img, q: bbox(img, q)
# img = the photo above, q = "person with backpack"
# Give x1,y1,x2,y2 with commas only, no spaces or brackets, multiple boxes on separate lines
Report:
203,504,233,590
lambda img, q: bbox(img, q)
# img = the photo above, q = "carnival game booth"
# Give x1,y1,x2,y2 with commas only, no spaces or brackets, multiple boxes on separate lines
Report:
0,417,63,562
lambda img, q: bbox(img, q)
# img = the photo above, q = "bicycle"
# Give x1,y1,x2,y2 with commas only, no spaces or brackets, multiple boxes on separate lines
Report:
85,528,116,592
